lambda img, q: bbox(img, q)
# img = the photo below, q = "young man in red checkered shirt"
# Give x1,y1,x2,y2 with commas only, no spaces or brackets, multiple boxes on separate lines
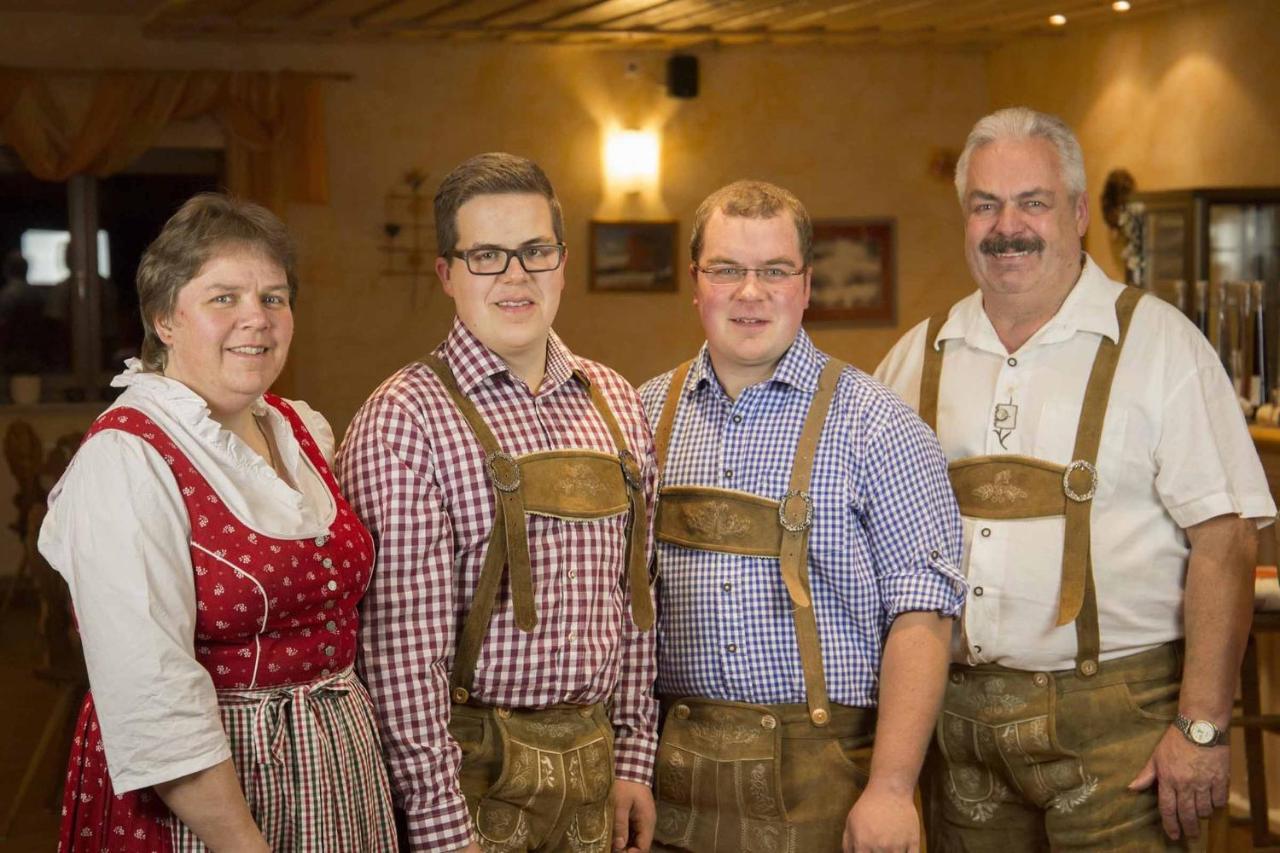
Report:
340,153,659,853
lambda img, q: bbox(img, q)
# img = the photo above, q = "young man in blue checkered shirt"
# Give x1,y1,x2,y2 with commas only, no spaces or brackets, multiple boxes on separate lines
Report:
638,180,965,853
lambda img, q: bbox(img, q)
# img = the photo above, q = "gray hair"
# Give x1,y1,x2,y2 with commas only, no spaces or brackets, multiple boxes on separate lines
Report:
954,107,1086,203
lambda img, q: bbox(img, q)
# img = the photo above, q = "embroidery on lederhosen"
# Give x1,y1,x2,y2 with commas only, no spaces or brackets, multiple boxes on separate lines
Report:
938,676,1099,824
919,288,1145,822
972,469,1029,504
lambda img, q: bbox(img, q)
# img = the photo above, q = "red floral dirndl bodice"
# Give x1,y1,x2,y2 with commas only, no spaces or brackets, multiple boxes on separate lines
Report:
59,394,375,852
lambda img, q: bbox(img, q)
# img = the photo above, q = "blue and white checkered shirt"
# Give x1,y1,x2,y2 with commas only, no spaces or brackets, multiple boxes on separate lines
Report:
639,330,965,707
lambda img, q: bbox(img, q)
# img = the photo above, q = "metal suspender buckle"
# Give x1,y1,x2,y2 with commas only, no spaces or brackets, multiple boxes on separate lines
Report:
618,449,643,491
486,451,522,492
1062,459,1098,503
778,490,814,532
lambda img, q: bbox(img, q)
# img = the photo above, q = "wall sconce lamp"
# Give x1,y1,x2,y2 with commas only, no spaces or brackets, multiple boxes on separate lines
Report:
604,128,660,194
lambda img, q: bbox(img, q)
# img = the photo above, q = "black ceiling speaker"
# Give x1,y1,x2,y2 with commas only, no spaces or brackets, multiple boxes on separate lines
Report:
667,54,699,99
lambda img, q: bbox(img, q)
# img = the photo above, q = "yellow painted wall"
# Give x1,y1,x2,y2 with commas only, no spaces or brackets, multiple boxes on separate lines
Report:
987,0,1280,281
0,11,986,433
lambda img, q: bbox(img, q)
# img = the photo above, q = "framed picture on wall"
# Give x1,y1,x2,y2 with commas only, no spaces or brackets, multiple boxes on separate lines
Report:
805,218,896,324
588,220,678,292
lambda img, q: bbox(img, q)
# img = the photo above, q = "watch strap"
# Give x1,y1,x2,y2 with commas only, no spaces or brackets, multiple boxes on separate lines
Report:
1174,714,1228,747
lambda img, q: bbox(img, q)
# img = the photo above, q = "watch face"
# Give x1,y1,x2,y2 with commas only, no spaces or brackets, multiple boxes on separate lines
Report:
1189,720,1217,745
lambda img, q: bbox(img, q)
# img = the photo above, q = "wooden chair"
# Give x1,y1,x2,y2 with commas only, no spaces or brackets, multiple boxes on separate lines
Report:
1235,610,1280,850
1,420,44,612
0,431,87,840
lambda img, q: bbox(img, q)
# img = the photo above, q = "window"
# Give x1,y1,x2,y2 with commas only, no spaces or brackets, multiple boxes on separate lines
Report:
1,147,223,404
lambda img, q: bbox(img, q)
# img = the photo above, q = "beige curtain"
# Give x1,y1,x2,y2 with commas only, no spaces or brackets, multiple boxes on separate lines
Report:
0,68,330,211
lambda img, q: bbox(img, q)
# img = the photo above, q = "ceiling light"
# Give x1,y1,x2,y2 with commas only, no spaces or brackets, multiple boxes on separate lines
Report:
1112,0,1131,10
1049,13,1067,26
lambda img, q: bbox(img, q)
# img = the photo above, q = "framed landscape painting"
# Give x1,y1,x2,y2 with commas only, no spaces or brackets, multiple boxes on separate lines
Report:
805,218,896,324
588,220,678,292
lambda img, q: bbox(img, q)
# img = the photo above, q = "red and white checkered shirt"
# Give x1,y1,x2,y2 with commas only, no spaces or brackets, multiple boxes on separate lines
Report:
339,319,659,852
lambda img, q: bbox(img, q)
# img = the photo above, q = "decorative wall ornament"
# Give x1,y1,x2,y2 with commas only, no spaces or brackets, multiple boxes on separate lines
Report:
1101,169,1144,286
380,169,433,301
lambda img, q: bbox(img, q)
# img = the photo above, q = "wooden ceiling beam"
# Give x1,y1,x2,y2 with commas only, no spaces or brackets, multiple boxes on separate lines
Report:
767,0,897,31
471,0,552,25
648,0,787,31
141,0,1211,46
530,0,656,27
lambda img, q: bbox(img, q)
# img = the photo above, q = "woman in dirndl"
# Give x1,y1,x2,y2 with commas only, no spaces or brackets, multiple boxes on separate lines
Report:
38,193,397,852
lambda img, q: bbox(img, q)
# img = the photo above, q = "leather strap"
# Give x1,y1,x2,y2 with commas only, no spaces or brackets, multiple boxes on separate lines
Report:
919,313,948,433
1062,286,1142,676
785,358,846,726
654,360,694,473
420,357,534,703
421,356,535,631
449,519,507,704
583,374,655,631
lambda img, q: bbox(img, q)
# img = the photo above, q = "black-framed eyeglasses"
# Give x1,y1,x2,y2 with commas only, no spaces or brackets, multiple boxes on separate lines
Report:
445,243,566,276
694,265,807,287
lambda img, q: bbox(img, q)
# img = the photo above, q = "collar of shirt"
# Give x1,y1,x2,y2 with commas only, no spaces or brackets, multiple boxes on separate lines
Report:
79,359,336,537
441,317,580,397
687,328,826,404
933,254,1122,357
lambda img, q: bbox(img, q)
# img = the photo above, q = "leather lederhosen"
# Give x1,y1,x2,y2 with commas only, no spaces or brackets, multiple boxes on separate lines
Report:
650,358,876,853
422,355,654,853
917,286,1144,677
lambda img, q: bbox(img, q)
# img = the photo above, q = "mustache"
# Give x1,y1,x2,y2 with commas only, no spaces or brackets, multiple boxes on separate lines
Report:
980,234,1046,255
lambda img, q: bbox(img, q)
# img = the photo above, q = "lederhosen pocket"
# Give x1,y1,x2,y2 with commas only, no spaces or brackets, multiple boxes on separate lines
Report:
655,699,792,853
655,698,875,853
473,705,614,852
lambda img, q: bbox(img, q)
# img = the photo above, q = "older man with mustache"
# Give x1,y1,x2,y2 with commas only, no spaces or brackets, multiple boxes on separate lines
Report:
877,107,1274,851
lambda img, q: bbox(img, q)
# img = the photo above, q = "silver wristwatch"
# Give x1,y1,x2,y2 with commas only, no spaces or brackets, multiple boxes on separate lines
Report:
1173,714,1228,747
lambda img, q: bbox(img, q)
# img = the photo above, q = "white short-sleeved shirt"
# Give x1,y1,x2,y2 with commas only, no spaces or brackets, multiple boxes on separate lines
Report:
875,256,1275,671
38,360,337,792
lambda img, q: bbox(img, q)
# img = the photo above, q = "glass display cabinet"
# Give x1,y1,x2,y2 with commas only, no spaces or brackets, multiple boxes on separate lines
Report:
1127,188,1280,408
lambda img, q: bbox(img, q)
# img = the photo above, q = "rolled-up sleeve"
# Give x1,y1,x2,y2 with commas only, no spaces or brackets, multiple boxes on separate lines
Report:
341,395,473,853
858,400,966,621
38,431,230,793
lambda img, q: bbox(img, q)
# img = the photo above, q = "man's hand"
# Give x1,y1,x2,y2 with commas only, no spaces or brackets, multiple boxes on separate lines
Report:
611,779,655,853
1127,726,1229,841
842,785,920,853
